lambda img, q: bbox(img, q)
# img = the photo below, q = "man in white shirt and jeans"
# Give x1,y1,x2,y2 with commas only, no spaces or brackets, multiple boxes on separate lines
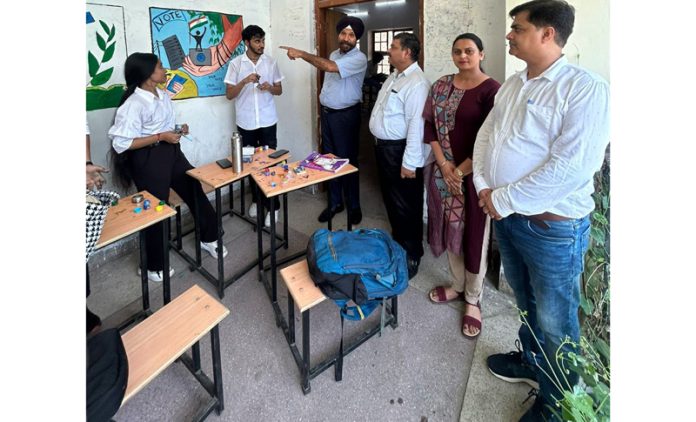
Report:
472,1,609,420
369,33,430,279
224,24,284,227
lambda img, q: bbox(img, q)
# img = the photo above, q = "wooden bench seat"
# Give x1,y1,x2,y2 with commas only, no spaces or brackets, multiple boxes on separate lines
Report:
281,260,327,313
121,284,230,420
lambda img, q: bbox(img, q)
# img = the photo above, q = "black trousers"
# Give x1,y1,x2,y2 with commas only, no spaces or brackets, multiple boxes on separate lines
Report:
374,140,424,259
129,143,217,271
320,104,361,211
237,124,280,210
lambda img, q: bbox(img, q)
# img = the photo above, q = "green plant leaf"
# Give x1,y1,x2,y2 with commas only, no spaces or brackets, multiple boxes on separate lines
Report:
103,42,116,62
594,338,610,363
99,20,110,35
592,212,608,226
88,52,100,77
108,24,116,42
580,295,594,316
591,227,605,245
96,33,106,51
90,67,114,86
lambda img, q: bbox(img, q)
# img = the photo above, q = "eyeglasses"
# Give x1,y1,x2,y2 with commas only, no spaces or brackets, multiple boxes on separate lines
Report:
452,48,479,56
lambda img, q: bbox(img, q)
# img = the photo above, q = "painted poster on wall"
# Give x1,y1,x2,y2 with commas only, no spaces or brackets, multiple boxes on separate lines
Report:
149,8,244,100
86,3,128,111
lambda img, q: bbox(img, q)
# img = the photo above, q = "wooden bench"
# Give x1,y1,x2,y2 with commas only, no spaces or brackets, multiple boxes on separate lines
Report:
279,260,398,394
120,284,230,421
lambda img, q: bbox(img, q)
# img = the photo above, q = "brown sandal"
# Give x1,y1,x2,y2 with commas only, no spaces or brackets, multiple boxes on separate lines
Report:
461,300,482,338
428,286,464,304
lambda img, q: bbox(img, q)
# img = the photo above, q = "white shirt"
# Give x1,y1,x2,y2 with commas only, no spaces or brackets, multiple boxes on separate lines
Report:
472,56,610,219
224,53,284,130
369,62,430,171
108,87,175,154
319,47,367,109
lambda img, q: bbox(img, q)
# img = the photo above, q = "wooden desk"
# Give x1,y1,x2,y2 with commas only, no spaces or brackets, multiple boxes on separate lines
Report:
96,191,176,249
93,191,177,328
180,149,291,298
250,156,358,330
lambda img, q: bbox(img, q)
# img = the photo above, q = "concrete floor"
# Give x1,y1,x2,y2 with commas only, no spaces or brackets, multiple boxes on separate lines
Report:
87,111,534,421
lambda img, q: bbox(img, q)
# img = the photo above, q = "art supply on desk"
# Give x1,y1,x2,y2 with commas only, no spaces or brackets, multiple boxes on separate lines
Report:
132,194,144,204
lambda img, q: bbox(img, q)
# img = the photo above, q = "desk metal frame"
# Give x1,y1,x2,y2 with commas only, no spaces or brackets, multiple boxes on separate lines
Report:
169,178,288,299
90,191,173,331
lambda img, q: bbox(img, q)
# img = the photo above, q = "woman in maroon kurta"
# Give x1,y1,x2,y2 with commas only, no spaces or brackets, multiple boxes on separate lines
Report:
423,33,500,338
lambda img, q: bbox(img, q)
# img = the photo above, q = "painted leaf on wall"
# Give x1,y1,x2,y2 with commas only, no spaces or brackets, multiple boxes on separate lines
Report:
91,68,114,86
103,43,116,62
96,33,106,50
88,52,99,77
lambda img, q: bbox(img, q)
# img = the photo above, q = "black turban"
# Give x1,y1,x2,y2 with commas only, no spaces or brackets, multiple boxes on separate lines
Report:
336,16,364,39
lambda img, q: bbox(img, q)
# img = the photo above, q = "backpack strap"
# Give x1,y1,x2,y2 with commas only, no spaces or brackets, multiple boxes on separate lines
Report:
379,297,386,337
339,300,379,321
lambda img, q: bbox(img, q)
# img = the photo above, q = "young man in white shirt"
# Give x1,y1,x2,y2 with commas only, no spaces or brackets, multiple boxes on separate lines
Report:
368,33,430,279
224,25,284,226
472,1,610,420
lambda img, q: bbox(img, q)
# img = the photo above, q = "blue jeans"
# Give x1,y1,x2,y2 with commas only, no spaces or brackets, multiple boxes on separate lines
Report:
494,214,590,407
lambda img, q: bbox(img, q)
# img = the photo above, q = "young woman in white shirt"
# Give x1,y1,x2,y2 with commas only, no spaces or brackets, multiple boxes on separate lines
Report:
108,52,227,282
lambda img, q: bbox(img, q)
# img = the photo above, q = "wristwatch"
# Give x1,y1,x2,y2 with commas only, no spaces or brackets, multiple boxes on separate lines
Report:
455,168,464,177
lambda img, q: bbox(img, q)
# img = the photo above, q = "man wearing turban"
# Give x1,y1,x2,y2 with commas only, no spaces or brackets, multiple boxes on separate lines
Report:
281,16,367,225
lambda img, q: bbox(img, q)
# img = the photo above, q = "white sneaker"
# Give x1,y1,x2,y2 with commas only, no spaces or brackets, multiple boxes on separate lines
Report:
264,210,280,228
201,241,228,259
248,203,257,218
136,267,175,282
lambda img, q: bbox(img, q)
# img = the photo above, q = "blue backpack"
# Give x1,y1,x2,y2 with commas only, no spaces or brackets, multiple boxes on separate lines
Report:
306,228,408,320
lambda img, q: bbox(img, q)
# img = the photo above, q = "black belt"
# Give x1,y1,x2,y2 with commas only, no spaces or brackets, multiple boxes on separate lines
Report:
321,103,361,114
374,137,406,147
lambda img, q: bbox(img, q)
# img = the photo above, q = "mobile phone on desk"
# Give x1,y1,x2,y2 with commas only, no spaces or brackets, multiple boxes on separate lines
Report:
268,149,289,159
216,158,233,169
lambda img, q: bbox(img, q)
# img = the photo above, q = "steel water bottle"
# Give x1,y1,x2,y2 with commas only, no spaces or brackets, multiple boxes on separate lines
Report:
231,132,243,173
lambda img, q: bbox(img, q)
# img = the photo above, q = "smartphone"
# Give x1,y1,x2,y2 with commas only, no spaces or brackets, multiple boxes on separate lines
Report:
268,149,289,159
216,158,233,169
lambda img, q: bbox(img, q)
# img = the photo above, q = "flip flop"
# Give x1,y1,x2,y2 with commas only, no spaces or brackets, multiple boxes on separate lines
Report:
462,300,482,339
428,286,464,304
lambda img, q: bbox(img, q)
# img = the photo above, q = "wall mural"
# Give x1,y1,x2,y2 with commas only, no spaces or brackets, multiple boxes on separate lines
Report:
86,3,128,111
149,8,245,100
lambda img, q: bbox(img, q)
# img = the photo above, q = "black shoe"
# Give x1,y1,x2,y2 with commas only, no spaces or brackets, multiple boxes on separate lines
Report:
348,208,362,225
407,257,420,280
487,340,539,389
519,390,556,422
318,204,344,222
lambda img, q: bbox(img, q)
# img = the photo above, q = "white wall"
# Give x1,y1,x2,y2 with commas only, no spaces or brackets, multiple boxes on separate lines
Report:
270,0,318,159
504,0,610,81
86,0,317,192
423,0,507,86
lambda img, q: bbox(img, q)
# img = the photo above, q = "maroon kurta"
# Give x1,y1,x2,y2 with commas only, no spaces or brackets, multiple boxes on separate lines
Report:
424,77,500,273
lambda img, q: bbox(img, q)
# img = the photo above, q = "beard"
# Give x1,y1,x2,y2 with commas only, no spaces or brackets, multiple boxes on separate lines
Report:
339,41,355,52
